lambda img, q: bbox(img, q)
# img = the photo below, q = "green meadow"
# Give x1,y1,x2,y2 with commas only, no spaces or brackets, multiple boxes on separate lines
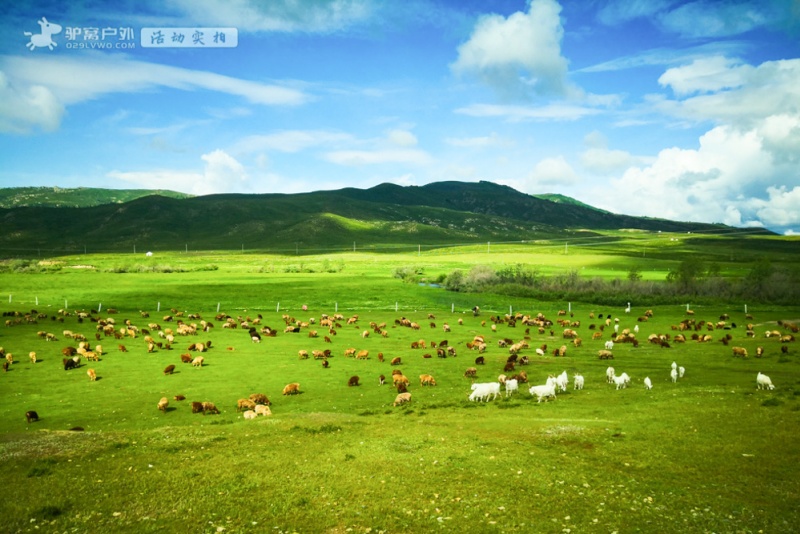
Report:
0,242,799,533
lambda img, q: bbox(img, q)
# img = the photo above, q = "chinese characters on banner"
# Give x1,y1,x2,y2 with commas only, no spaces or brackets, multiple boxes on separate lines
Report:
141,28,238,48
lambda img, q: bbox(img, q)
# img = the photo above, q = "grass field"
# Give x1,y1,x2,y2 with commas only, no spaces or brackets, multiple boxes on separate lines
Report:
1,248,798,533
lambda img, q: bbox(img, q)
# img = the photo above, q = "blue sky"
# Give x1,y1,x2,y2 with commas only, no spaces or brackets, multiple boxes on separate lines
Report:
1,0,799,234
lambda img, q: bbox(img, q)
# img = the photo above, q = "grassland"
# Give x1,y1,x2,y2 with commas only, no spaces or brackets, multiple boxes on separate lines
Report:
0,246,798,533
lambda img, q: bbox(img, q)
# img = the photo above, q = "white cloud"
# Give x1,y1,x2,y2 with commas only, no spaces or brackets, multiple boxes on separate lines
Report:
0,71,63,134
597,0,674,25
168,0,374,33
444,132,512,148
450,0,572,99
658,56,751,96
654,58,800,127
232,130,353,154
455,102,600,122
108,149,248,195
595,123,798,231
525,156,579,187
386,129,418,147
659,1,777,38
324,148,432,166
0,54,307,133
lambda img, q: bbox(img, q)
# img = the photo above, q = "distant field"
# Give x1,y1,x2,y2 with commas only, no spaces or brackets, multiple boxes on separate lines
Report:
0,249,798,532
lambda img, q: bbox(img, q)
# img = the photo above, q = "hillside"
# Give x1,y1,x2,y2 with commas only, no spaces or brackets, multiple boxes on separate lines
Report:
0,181,772,255
0,187,191,208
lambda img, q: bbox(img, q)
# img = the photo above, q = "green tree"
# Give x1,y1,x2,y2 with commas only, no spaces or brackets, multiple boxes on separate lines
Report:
666,258,705,291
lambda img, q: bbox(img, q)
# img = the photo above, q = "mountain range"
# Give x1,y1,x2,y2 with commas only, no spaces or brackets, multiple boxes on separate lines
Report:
0,181,767,255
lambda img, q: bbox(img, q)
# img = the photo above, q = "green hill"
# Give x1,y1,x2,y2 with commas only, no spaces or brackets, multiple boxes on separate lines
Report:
0,181,774,256
0,186,191,208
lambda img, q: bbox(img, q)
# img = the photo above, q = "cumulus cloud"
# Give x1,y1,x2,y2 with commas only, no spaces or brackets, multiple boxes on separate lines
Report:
525,156,579,187
655,58,800,127
108,149,248,195
386,129,418,146
0,54,307,134
658,56,751,96
594,122,799,231
450,0,572,99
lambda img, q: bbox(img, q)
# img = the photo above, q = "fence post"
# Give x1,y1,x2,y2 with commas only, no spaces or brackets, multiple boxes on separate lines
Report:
451,303,454,313
157,302,161,312
277,302,280,313
98,303,102,313
217,302,221,313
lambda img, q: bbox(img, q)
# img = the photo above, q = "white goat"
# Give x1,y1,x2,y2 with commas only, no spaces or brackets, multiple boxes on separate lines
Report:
671,361,678,371
555,370,569,392
528,383,557,403
469,382,500,402
505,378,519,397
606,366,615,384
573,374,584,390
644,377,652,390
756,372,775,390
613,372,630,390
679,366,685,378
604,340,614,351
670,368,678,383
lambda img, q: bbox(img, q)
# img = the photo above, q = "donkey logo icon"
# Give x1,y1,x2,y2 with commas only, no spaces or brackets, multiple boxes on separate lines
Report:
24,17,62,51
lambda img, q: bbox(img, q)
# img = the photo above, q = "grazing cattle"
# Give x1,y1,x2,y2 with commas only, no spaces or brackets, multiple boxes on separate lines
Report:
254,404,272,416
249,393,270,405
475,356,485,365
29,351,37,364
2,361,8,372
118,344,128,353
348,375,360,387
201,401,220,415
283,382,301,395
419,374,436,386
344,348,356,358
26,410,39,424
87,368,97,381
393,392,412,406
237,398,256,412
157,397,169,413
191,402,204,413
63,358,78,371
464,367,477,378
732,346,748,358
379,374,386,385
192,356,204,367
298,349,309,360
356,350,369,360
163,364,176,375
390,357,402,365
598,350,614,360
243,410,257,420
180,353,192,363
322,359,329,368
174,394,186,401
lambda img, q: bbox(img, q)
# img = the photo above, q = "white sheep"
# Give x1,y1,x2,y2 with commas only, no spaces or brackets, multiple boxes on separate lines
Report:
255,404,272,416
505,378,519,397
644,377,652,390
671,361,677,371
670,368,678,383
535,348,545,356
604,340,614,350
243,410,257,420
679,366,685,378
606,366,615,384
573,374,584,390
756,372,775,390
528,383,557,403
